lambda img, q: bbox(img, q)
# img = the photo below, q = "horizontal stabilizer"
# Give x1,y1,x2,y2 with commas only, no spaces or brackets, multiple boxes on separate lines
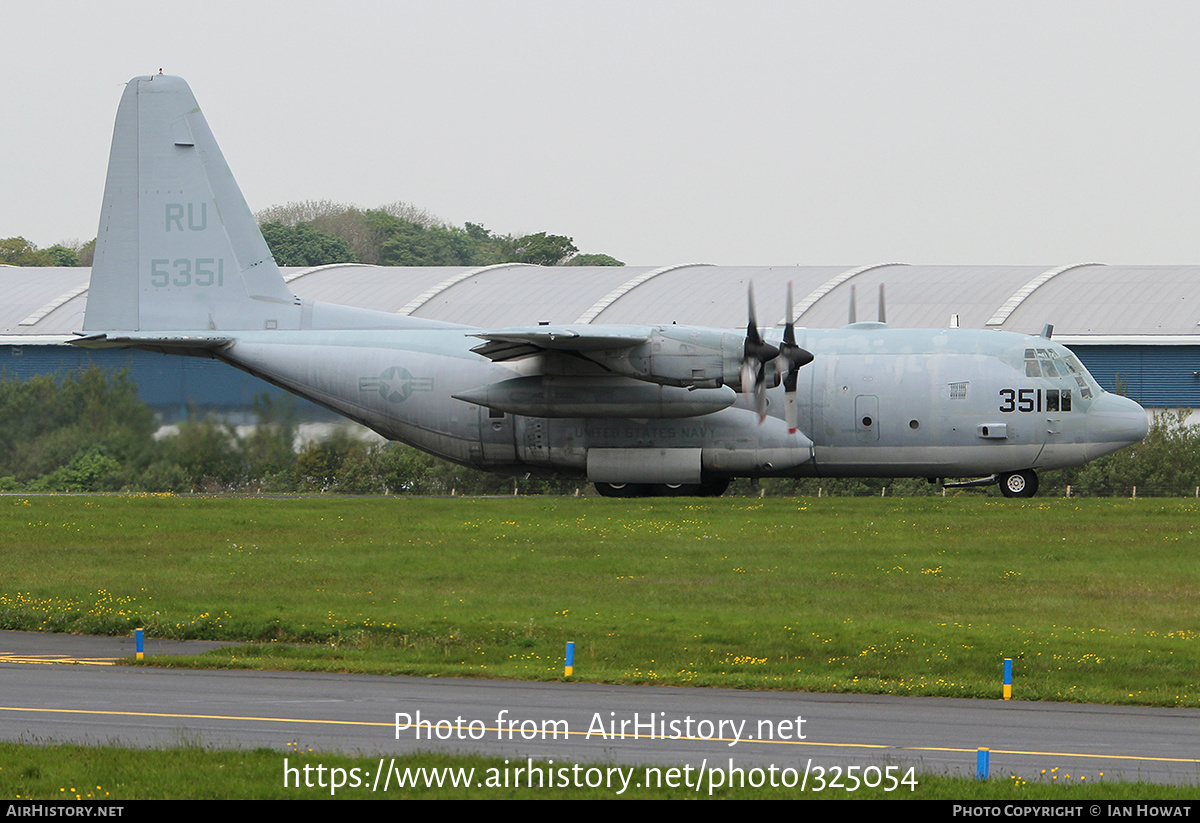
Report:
70,332,233,355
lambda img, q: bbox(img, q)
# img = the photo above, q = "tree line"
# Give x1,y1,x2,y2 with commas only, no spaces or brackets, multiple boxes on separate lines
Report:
0,237,93,267
1,200,621,269
0,368,1194,498
0,369,578,496
255,200,622,267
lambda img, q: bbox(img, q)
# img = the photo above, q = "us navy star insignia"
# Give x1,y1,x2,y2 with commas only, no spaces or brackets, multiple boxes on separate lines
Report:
360,367,434,403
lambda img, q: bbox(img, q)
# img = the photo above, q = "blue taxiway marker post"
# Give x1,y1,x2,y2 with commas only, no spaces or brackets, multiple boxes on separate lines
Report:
1003,658,1013,700
976,748,990,779
135,628,144,661
565,642,575,677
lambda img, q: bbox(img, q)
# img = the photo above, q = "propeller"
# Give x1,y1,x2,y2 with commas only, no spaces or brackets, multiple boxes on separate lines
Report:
776,282,814,433
741,283,779,422
741,283,814,428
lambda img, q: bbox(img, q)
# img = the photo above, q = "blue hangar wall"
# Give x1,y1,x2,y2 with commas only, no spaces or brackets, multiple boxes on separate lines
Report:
0,344,333,424
1068,345,1200,408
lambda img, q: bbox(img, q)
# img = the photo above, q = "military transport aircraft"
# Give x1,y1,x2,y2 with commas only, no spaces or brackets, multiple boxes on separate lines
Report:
74,75,1149,497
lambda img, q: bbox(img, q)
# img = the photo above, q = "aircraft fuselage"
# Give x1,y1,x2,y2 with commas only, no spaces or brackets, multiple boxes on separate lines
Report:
213,316,1147,485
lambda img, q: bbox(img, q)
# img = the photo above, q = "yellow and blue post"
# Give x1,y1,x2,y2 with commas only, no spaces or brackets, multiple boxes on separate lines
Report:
565,641,574,678
1003,658,1013,700
135,628,144,661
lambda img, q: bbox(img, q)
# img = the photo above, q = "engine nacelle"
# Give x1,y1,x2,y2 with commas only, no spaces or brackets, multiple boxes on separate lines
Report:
583,326,778,391
454,375,738,419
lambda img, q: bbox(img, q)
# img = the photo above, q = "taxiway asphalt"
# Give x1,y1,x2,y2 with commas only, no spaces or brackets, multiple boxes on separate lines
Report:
1,631,1197,786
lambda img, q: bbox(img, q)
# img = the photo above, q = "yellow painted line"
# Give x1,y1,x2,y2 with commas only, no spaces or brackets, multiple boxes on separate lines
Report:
0,706,877,744
0,705,1197,765
902,745,1200,764
0,655,116,666
0,706,385,728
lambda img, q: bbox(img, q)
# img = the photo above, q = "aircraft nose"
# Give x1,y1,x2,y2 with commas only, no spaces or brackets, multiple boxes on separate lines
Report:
1089,392,1149,446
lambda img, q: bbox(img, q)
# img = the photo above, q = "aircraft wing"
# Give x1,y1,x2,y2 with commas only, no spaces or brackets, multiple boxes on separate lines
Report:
469,325,653,362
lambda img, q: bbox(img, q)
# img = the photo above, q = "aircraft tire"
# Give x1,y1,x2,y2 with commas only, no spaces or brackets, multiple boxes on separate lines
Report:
594,482,648,498
697,478,730,497
594,481,730,498
999,470,1038,498
655,481,728,497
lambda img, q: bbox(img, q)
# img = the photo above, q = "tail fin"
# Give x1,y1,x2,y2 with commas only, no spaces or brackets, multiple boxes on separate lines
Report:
84,75,298,332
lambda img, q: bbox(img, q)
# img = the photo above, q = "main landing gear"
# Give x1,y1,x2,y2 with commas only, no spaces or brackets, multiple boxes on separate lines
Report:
998,470,1039,498
594,479,731,498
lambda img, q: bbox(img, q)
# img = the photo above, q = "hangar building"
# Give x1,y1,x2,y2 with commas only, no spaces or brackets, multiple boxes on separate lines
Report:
1,262,1195,420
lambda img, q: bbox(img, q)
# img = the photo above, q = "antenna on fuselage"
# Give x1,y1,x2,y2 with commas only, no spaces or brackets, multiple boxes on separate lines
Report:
1041,323,1054,339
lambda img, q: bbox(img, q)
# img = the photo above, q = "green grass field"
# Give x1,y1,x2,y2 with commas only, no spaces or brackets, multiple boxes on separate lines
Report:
1,494,1198,706
3,743,1194,800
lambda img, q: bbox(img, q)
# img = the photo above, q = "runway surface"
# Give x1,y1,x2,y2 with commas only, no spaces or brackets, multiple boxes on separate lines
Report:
2,631,1198,786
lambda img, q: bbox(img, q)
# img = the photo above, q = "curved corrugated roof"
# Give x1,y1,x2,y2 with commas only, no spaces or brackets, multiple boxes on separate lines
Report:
1,263,1196,340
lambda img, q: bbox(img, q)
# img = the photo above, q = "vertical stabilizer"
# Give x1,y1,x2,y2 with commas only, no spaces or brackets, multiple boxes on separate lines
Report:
85,75,298,332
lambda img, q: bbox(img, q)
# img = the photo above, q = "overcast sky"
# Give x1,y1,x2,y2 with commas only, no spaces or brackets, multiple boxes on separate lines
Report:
4,1,1200,266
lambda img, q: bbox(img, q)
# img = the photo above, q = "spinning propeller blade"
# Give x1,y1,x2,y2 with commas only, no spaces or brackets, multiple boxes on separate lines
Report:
742,283,778,422
775,282,814,433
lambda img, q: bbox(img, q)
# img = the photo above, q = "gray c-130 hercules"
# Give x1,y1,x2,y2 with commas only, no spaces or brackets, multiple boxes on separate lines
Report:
75,75,1149,497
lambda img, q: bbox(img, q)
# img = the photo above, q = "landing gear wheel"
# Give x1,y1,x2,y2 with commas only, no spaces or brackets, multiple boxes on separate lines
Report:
999,470,1038,498
697,478,730,497
655,481,729,497
594,482,647,498
594,480,729,498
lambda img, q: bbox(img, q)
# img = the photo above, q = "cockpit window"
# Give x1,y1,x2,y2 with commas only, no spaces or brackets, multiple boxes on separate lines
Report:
1062,352,1096,399
1045,389,1072,412
1025,345,1099,401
